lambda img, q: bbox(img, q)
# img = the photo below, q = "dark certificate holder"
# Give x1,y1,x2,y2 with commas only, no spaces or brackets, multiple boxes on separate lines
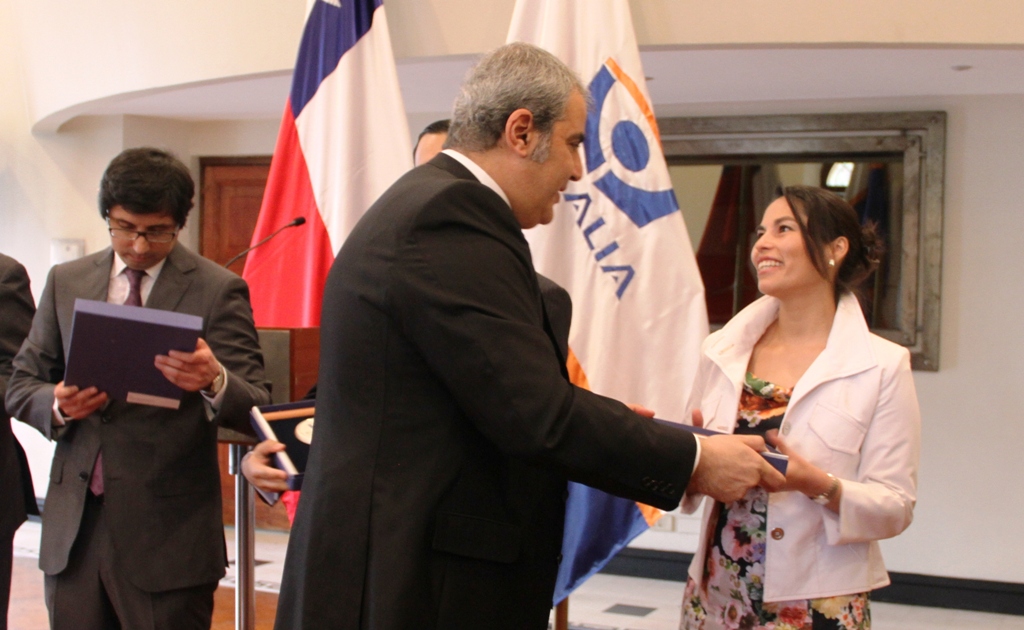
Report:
249,400,314,491
64,298,202,410
655,418,789,475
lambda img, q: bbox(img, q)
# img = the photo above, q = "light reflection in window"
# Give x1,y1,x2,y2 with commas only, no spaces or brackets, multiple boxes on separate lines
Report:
826,162,854,189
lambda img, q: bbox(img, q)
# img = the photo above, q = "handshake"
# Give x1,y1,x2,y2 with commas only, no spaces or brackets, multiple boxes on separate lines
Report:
688,431,787,503
679,410,788,504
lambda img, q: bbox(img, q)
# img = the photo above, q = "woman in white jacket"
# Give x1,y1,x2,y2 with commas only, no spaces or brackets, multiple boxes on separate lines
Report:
680,186,920,630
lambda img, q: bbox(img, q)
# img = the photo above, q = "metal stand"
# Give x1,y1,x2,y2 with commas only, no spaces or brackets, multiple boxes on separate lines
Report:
229,444,256,630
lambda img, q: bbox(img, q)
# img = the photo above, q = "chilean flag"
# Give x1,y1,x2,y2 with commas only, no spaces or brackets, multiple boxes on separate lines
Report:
243,0,411,328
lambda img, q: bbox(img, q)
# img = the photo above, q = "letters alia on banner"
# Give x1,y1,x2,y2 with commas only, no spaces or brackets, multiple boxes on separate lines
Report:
507,0,709,603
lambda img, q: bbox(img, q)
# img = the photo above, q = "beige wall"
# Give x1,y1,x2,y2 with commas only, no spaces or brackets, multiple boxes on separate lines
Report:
11,0,1024,130
9,0,305,130
388,0,1024,57
629,0,1024,47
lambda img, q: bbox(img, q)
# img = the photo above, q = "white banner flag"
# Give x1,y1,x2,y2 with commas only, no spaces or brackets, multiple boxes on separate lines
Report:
508,0,709,601
509,0,707,430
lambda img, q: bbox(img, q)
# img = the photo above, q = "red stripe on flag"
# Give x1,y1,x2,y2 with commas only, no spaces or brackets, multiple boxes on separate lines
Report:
243,104,335,328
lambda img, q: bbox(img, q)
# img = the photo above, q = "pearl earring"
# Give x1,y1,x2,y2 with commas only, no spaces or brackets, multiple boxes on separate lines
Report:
828,259,835,267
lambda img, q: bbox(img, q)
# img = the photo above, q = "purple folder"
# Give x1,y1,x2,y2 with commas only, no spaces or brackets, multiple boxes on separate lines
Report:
64,298,203,409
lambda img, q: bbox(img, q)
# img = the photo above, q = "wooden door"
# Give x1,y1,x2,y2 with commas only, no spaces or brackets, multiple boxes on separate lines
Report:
199,157,292,531
200,158,271,271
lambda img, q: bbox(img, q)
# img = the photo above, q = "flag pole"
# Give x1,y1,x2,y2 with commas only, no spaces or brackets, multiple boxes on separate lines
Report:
555,598,569,630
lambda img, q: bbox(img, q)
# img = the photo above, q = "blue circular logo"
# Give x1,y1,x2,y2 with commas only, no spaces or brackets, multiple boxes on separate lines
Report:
611,121,650,172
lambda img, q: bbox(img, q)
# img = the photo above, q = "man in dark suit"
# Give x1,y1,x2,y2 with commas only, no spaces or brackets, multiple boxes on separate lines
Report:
275,43,781,630
242,119,576,498
0,253,37,630
6,148,272,630
243,119,582,531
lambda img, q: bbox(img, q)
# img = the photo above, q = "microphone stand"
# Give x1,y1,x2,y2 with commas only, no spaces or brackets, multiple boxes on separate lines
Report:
221,215,303,630
224,217,306,269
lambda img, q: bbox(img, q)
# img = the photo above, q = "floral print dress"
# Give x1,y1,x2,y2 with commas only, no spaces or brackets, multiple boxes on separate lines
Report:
680,373,870,630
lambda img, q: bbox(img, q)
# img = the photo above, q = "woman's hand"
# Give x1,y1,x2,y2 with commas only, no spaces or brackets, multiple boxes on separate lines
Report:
766,430,842,512
626,403,655,418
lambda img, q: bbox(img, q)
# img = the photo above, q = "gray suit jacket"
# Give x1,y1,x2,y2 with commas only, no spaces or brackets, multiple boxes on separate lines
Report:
0,253,36,541
6,245,271,592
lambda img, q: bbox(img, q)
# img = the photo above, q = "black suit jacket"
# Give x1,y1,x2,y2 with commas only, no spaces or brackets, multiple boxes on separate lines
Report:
537,273,571,361
0,254,37,542
6,245,271,592
276,154,697,629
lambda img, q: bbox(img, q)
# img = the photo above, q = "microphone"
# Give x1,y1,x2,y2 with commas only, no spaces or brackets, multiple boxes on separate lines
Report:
224,217,307,269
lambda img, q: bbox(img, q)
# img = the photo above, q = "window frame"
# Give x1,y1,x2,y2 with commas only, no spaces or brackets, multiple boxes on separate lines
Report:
660,111,946,370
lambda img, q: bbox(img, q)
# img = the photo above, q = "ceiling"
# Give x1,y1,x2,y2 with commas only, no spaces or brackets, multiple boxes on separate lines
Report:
53,47,1024,128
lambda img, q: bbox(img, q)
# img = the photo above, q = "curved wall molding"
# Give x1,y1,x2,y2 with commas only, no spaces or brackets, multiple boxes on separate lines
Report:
33,71,294,133
13,0,1024,131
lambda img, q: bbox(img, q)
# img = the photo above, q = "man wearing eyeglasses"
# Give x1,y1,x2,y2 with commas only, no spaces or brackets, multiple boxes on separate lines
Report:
6,147,271,630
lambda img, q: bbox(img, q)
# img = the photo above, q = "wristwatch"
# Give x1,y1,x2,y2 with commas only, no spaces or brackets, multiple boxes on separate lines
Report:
811,473,840,505
205,365,226,396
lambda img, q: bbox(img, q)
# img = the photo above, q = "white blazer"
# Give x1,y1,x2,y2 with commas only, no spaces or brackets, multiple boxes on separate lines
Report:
684,293,921,602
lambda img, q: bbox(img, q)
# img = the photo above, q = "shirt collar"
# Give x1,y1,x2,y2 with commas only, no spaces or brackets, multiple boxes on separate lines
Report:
442,149,511,209
110,252,168,280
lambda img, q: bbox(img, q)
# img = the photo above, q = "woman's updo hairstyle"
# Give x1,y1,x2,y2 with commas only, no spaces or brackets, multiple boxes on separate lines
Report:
779,185,883,303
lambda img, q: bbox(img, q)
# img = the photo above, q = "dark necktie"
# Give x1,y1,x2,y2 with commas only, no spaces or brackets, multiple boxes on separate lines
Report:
89,267,147,496
124,267,145,307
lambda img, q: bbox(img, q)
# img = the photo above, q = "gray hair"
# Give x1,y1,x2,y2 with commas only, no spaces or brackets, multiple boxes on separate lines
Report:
445,42,588,153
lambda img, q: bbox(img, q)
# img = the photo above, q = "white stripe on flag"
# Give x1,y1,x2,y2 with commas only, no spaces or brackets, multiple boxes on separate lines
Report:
295,8,412,254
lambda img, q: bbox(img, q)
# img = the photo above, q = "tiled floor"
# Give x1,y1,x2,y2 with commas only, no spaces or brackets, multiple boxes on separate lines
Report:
14,521,1024,629
551,572,1024,630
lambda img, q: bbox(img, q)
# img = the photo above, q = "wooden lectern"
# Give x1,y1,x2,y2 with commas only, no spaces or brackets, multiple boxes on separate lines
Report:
255,327,320,405
219,327,319,630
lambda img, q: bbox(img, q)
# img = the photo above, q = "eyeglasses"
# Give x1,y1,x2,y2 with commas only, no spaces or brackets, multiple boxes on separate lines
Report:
108,226,179,244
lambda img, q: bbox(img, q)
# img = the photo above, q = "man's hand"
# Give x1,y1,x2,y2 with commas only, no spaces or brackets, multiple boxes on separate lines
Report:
155,338,221,392
53,381,108,422
241,440,290,493
54,381,108,420
688,434,786,503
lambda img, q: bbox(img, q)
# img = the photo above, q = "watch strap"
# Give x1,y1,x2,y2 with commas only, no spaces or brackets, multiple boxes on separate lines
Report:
812,473,840,505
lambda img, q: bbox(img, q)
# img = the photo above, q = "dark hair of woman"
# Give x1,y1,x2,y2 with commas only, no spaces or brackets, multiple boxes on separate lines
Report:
779,185,884,303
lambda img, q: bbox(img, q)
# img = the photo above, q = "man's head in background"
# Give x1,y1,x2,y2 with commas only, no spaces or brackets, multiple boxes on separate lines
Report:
413,119,450,166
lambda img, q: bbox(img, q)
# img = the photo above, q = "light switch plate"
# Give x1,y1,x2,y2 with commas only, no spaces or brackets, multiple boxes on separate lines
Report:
50,239,85,265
